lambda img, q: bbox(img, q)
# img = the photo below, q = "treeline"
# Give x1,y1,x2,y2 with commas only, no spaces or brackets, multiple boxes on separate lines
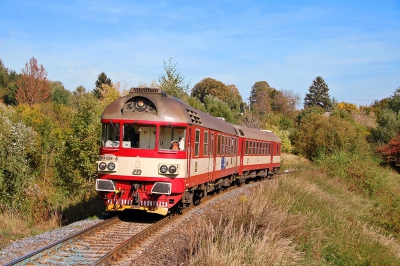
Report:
1,57,400,236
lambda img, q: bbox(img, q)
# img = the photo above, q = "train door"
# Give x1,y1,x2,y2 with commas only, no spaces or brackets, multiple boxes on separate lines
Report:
270,142,274,165
238,138,244,175
187,128,192,178
208,132,215,179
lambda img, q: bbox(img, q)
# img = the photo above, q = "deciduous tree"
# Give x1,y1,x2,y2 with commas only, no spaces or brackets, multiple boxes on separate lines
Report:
158,58,189,100
191,78,242,112
0,60,19,105
203,95,236,123
273,89,300,118
16,57,50,105
249,81,275,115
51,81,71,105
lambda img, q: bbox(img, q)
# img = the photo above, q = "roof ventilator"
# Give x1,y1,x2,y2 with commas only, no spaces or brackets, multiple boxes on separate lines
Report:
187,109,202,125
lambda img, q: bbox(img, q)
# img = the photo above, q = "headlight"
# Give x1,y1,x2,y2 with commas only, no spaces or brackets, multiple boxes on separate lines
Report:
134,97,147,111
169,165,177,174
99,162,107,170
107,162,116,171
160,165,168,173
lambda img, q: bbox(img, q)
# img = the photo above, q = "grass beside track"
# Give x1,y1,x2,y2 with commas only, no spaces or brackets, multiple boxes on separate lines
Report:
181,154,400,265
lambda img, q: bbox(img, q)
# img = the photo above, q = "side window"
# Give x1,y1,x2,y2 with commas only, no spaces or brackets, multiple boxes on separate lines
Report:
249,140,252,155
195,129,200,156
203,131,208,156
221,135,224,155
224,136,227,155
159,126,186,150
217,134,221,155
245,140,249,155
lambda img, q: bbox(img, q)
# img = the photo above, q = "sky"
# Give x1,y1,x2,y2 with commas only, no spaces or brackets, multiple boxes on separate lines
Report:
0,0,399,107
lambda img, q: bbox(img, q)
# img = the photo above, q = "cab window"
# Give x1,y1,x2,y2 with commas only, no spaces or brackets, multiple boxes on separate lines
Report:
122,124,156,149
159,126,186,150
101,122,120,147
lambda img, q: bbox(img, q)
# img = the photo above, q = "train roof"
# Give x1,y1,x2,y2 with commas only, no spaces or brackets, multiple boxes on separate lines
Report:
101,87,280,143
233,125,281,142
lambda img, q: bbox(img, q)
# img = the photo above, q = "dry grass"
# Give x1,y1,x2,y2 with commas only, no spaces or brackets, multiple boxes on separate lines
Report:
180,154,400,265
0,211,60,249
281,153,313,171
183,183,304,266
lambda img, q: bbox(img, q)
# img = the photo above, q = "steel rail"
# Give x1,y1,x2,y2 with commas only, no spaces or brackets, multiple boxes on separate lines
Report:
4,215,119,266
92,216,172,266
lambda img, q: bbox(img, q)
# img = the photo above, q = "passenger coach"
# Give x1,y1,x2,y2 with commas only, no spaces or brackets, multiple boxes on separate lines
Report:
95,88,281,215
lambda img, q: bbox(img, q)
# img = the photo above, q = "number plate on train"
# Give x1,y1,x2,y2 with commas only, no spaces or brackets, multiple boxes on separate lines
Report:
98,155,118,161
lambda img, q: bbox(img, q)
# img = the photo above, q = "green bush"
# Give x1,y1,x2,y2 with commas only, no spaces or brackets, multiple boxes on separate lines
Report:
315,151,384,196
292,112,368,160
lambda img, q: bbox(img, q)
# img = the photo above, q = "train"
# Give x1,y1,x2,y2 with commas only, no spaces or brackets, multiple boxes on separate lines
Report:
95,87,281,215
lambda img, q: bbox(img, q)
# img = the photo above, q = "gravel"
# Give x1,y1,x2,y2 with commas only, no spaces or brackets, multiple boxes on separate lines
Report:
0,181,261,265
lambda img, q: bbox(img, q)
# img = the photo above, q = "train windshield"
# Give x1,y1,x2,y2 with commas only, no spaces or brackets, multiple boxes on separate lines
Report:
159,126,186,150
101,122,120,147
122,123,156,149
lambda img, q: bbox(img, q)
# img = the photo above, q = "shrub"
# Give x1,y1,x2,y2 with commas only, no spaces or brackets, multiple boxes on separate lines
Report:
292,112,368,161
315,151,384,196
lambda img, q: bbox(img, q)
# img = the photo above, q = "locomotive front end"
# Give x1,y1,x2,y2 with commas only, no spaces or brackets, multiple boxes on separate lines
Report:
95,88,189,215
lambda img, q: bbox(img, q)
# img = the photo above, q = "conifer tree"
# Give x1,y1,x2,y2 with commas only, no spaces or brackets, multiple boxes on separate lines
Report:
304,76,331,111
93,72,112,99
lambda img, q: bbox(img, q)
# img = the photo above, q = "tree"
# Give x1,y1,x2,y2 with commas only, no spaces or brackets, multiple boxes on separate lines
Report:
93,72,112,99
248,81,275,115
203,95,236,123
273,89,300,118
0,60,19,105
158,58,189,100
16,57,51,105
368,108,400,145
304,76,332,111
226,84,243,112
387,87,400,113
50,81,71,105
191,78,242,112
239,112,263,129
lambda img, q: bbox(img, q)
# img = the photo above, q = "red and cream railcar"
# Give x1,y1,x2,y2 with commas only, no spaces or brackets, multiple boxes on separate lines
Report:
95,88,281,215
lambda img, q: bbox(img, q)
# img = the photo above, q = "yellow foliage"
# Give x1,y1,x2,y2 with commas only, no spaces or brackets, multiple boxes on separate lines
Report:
100,83,121,106
337,102,358,113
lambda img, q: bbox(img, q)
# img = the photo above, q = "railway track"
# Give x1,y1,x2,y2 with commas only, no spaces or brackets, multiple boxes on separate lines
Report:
4,214,172,266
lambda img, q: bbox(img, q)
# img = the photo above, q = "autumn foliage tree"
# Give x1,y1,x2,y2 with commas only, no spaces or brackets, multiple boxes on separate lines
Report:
249,81,275,115
377,134,400,170
16,57,51,105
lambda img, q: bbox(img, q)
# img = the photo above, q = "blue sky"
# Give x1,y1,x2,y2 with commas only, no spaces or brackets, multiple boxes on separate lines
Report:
0,0,399,107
